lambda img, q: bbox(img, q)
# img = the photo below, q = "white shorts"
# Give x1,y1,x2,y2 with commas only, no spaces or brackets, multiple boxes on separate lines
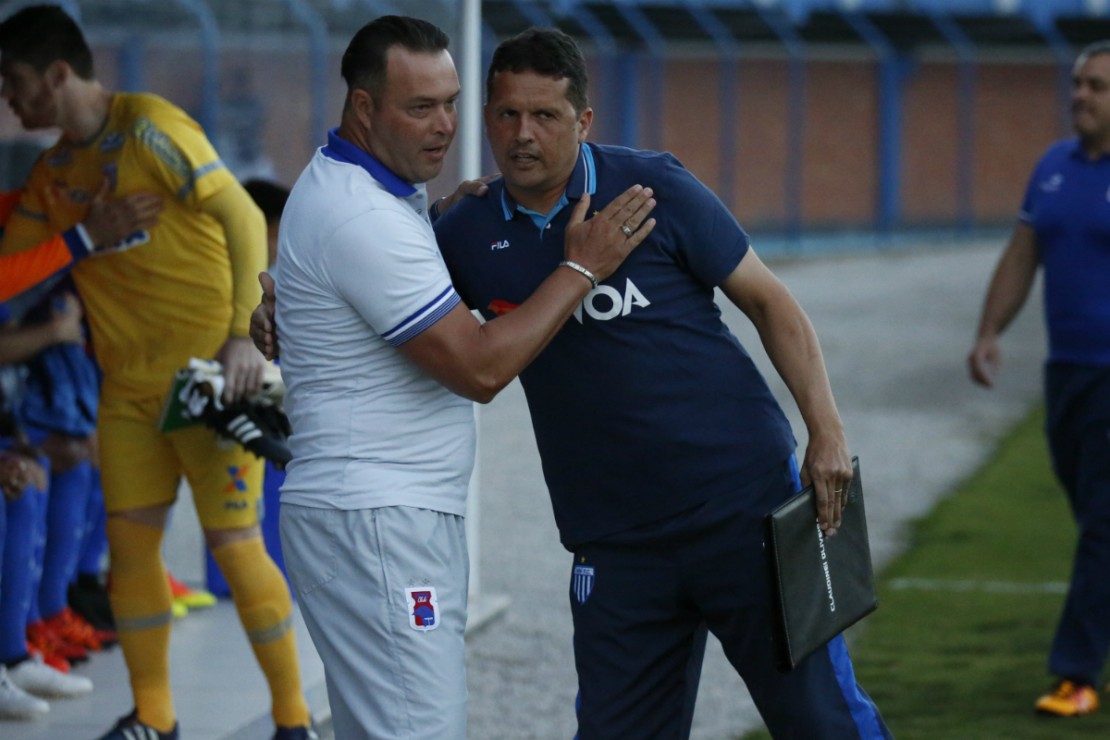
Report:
280,504,469,739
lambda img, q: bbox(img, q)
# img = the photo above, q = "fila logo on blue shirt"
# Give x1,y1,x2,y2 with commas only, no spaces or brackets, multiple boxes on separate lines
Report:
571,278,651,324
1039,173,1063,193
490,239,510,250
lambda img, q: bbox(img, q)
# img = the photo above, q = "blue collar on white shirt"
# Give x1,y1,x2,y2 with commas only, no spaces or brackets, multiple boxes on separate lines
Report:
321,127,417,198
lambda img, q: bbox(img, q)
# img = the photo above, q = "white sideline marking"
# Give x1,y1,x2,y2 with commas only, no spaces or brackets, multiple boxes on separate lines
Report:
888,577,1068,595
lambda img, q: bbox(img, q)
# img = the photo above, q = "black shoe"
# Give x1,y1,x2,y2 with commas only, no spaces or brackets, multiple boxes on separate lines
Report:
68,575,115,632
98,710,179,739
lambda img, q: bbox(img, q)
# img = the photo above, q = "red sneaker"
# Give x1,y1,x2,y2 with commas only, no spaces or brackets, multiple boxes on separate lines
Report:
27,619,88,664
45,607,117,650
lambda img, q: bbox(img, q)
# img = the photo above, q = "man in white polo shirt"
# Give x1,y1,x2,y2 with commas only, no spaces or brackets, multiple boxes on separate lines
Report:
268,15,655,738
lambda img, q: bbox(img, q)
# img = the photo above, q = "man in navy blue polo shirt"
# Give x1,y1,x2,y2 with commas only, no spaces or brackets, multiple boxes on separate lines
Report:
435,27,890,739
970,40,1110,718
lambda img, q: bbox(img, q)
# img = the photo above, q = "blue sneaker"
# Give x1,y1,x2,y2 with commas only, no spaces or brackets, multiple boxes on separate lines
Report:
273,725,319,740
98,710,179,739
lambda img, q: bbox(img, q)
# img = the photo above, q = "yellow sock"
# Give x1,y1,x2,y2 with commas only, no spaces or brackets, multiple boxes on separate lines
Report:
106,517,176,732
211,537,310,728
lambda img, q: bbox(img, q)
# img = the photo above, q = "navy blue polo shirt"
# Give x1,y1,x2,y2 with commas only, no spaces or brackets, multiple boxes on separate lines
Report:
436,143,795,547
1020,138,1110,365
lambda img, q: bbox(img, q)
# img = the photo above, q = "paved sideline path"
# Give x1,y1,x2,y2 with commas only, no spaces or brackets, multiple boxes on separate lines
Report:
464,240,1047,739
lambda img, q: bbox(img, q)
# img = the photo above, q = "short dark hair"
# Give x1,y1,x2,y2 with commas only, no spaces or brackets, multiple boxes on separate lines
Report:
341,15,450,101
487,28,589,113
1077,40,1110,66
243,179,290,225
0,4,94,80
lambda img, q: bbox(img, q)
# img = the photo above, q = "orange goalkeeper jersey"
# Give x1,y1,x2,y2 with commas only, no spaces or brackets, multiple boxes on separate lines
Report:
0,189,92,303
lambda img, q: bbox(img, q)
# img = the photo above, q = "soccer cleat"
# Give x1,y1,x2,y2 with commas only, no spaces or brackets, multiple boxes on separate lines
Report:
167,572,217,610
27,620,88,664
97,710,179,740
68,575,117,631
172,600,188,619
0,665,49,719
44,606,117,650
1035,680,1099,716
175,360,292,466
7,655,92,698
273,725,319,740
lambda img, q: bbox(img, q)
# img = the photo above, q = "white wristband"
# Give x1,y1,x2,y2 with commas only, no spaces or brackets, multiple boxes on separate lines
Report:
559,260,598,289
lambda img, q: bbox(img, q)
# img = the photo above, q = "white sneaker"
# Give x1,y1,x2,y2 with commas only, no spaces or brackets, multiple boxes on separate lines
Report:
0,665,49,719
8,656,93,698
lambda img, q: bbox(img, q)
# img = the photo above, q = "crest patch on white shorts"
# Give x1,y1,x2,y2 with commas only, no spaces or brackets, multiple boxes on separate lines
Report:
406,586,440,632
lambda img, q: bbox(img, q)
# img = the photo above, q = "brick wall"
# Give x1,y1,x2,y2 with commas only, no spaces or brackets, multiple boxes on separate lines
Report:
0,42,1070,232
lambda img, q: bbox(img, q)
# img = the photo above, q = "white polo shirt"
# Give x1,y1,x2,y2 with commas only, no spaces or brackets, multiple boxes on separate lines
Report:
275,129,474,514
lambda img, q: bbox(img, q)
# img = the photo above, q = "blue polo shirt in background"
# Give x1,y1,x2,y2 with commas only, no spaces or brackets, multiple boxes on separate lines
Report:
1020,138,1110,366
436,142,795,547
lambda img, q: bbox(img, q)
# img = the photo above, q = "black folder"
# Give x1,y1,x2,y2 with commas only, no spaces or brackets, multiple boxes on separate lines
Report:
764,457,877,671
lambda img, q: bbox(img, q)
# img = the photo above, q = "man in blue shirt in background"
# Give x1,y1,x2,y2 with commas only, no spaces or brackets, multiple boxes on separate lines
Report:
436,27,890,739
970,40,1110,718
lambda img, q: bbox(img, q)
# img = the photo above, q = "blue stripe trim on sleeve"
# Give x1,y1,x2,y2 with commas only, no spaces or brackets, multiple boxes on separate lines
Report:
195,159,226,180
382,285,460,346
175,159,226,200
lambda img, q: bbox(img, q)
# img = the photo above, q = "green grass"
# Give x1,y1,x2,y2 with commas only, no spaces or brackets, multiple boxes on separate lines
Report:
743,406,1110,739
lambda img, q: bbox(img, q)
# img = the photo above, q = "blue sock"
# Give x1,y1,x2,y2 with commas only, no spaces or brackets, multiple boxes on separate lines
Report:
0,498,6,594
39,461,93,618
76,467,107,577
26,475,48,626
1,486,40,662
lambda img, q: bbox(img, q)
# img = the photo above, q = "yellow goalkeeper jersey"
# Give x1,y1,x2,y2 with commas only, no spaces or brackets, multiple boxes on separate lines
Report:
0,93,264,398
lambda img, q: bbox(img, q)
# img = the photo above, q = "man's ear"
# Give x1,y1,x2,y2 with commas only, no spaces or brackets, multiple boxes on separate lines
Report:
350,88,375,132
44,59,69,89
577,107,594,143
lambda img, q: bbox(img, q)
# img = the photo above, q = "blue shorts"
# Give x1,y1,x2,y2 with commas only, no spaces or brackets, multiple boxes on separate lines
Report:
569,460,891,739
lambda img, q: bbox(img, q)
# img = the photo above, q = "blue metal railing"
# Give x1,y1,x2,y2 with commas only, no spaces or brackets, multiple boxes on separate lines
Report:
282,0,329,156
916,0,977,233
750,1,807,241
839,8,905,233
682,0,740,212
174,0,220,139
612,1,667,151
